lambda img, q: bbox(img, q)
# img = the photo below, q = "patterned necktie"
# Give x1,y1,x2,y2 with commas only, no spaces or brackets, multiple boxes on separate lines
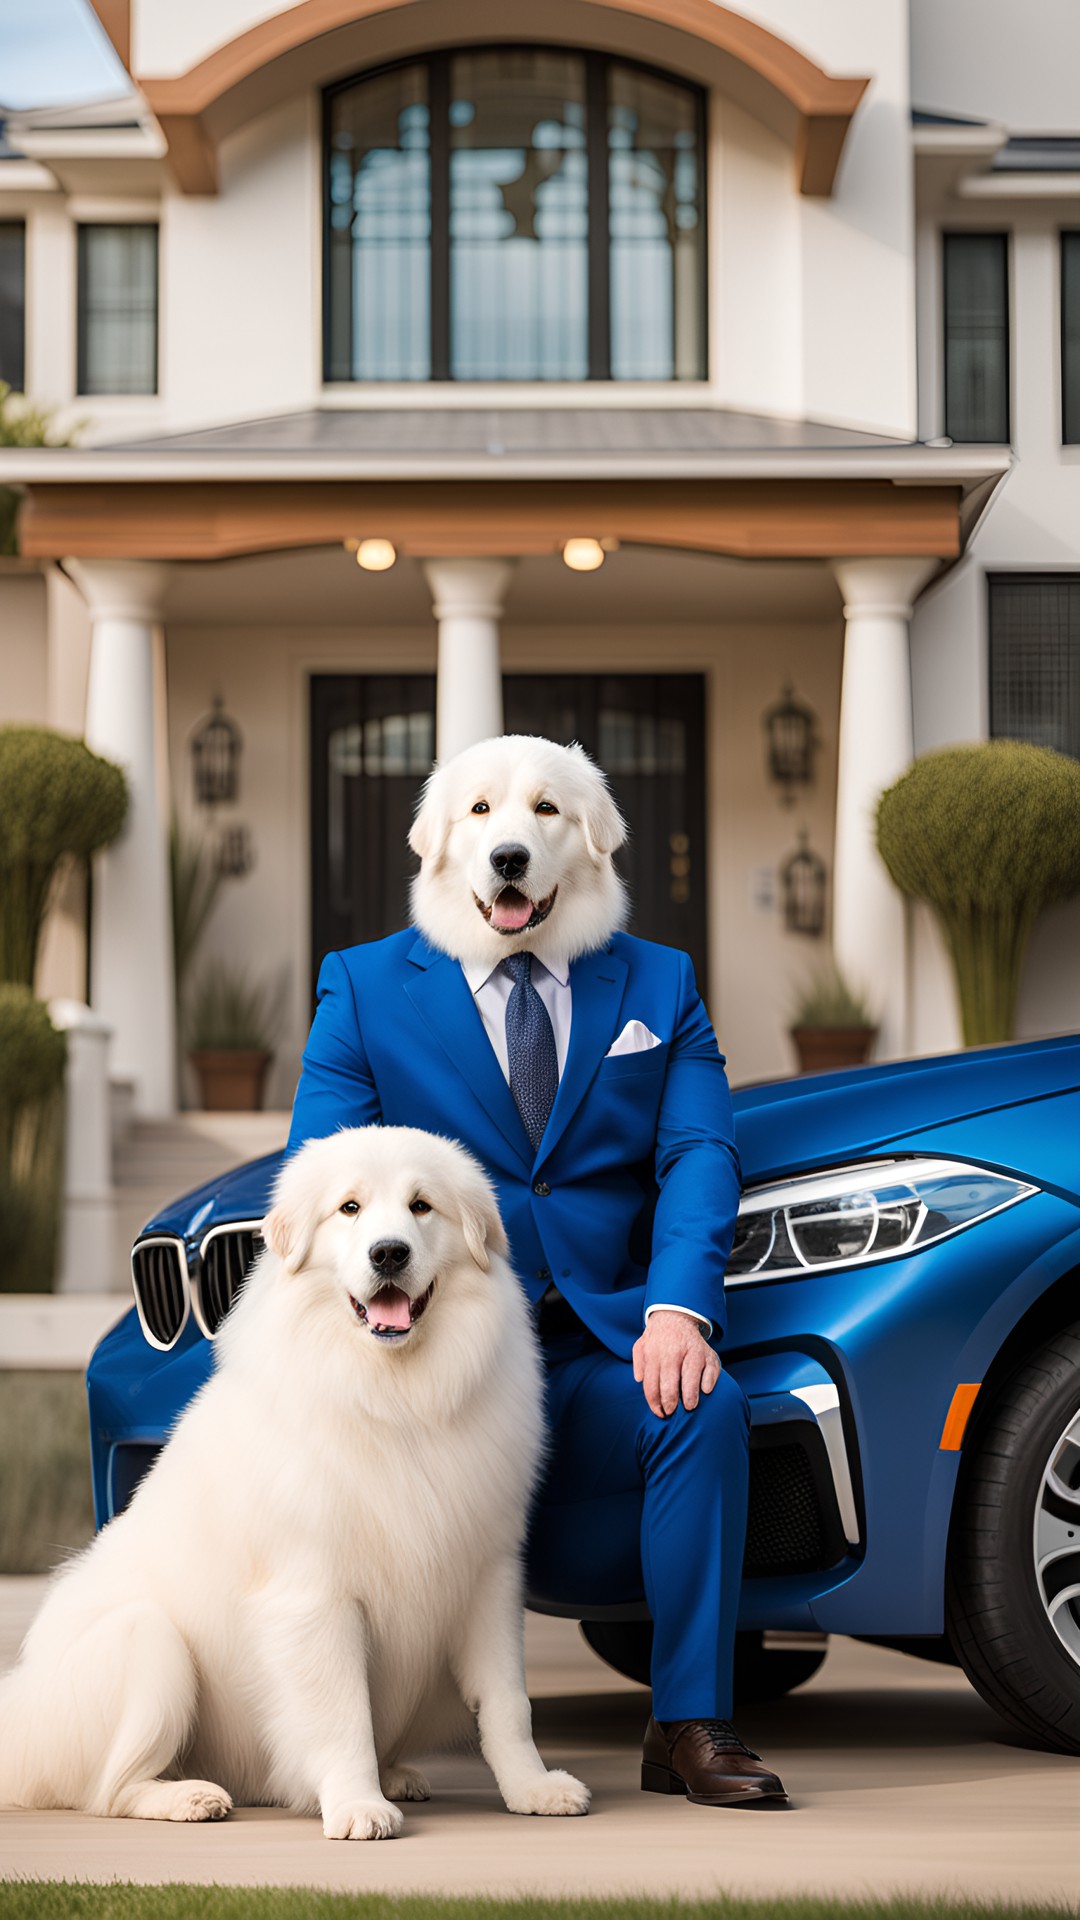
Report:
503,953,559,1153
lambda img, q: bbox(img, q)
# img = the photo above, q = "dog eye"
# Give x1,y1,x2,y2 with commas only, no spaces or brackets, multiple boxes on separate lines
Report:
471,801,490,815
410,1199,432,1215
535,800,559,815
339,1200,360,1216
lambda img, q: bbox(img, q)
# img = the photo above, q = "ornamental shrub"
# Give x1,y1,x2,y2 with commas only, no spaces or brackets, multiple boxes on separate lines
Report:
0,986,66,1292
0,726,128,986
876,741,1080,1045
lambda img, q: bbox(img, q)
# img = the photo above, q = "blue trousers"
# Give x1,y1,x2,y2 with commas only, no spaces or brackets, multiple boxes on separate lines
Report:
525,1329,751,1720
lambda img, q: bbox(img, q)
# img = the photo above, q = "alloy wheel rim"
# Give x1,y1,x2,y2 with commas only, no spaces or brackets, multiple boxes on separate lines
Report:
1033,1407,1080,1669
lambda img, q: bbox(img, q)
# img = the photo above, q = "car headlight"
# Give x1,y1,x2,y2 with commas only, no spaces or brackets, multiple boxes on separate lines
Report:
725,1157,1038,1284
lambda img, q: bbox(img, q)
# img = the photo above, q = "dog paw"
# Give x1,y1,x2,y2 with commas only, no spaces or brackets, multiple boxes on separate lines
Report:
381,1764,431,1802
322,1797,405,1840
169,1781,233,1823
505,1770,591,1817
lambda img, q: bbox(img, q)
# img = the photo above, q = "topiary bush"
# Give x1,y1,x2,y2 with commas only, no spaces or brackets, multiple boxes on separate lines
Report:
0,726,128,987
876,741,1080,1045
0,986,67,1292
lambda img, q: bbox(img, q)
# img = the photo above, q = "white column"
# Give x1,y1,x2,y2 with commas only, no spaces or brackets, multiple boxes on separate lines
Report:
49,1000,114,1293
423,558,515,760
831,557,939,1058
65,559,176,1117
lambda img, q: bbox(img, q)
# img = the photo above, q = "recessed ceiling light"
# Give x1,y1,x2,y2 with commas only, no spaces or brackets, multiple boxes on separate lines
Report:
355,538,397,571
562,537,605,572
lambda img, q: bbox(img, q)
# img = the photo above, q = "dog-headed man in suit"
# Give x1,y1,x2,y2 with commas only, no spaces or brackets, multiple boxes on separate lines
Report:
287,733,788,1807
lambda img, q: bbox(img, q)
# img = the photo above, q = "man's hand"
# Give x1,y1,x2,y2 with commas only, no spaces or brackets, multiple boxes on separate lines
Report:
632,1310,721,1418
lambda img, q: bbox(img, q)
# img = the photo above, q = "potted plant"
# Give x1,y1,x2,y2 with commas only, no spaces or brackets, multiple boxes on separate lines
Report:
186,961,284,1111
788,958,878,1073
877,741,1080,1045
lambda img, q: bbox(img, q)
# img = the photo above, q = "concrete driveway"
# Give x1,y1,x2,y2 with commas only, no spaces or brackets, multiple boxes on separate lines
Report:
2,1578,1077,1902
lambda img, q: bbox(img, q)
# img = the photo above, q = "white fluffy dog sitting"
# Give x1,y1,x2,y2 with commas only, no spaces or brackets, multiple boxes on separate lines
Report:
0,1127,589,1838
409,733,628,967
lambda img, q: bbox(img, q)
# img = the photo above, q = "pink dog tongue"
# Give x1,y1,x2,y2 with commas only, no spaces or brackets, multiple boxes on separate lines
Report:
491,887,534,931
368,1286,412,1331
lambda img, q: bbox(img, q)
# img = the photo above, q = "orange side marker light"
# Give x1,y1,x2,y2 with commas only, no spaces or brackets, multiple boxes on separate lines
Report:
940,1382,981,1451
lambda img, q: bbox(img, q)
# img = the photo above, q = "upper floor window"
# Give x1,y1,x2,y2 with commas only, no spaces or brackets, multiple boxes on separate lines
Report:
989,574,1080,760
1061,232,1080,444
324,48,706,383
0,222,25,393
77,223,158,396
942,232,1009,443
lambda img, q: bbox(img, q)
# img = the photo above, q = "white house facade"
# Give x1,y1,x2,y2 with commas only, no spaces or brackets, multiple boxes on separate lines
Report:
0,0,1074,1116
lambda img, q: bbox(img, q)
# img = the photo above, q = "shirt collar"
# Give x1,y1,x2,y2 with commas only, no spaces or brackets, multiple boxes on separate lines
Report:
462,951,570,994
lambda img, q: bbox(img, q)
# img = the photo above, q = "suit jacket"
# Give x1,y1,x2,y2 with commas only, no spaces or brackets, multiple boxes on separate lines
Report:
286,929,741,1360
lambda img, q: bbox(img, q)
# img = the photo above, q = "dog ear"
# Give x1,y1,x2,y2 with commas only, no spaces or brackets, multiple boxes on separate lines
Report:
408,769,451,867
262,1178,318,1275
574,751,627,859
457,1169,509,1273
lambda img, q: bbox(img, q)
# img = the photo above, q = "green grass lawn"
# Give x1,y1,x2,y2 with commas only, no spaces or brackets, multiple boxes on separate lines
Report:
0,1896,1075,1920
0,1372,95,1574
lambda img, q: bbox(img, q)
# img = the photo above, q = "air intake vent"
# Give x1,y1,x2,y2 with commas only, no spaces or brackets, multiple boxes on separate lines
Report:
130,1237,190,1351
193,1222,264,1338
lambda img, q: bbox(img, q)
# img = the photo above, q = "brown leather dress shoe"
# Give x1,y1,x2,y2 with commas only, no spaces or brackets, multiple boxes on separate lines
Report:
642,1716,790,1806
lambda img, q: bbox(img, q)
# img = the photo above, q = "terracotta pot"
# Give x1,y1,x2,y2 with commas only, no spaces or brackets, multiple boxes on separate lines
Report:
189,1049,272,1111
789,1026,878,1074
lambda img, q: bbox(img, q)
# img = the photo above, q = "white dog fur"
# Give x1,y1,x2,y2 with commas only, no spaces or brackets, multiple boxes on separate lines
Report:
0,1126,590,1838
410,734,628,970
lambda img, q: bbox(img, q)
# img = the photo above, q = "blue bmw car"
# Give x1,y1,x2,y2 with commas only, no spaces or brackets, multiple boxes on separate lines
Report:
89,1030,1080,1752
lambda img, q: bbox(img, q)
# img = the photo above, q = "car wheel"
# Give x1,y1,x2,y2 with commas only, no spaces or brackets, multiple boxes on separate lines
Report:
946,1323,1080,1753
579,1621,827,1702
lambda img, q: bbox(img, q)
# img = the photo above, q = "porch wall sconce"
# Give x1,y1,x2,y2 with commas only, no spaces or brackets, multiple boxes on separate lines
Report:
191,696,242,807
345,537,397,572
562,537,618,572
763,680,820,806
781,829,828,937
216,822,254,880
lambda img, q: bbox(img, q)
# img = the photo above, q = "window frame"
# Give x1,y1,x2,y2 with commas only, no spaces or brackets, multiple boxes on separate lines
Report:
987,569,1080,761
941,228,1011,445
321,45,709,386
1060,229,1080,446
0,219,26,394
76,220,160,398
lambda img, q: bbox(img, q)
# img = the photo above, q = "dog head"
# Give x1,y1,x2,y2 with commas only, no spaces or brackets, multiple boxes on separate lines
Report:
261,1125,508,1354
408,734,628,969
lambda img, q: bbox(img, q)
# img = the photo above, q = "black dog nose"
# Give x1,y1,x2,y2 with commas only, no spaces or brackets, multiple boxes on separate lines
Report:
490,843,530,882
369,1239,411,1274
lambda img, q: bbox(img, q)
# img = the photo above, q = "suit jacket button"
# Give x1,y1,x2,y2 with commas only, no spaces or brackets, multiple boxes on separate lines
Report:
533,1180,551,1197
537,1266,551,1281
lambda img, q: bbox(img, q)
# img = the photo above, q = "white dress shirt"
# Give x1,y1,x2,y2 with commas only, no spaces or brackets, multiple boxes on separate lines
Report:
460,954,712,1337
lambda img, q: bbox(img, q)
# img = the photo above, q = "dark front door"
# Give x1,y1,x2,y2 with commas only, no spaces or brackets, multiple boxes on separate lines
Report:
310,671,708,994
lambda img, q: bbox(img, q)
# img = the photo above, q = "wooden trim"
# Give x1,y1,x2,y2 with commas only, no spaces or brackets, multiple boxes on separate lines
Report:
86,0,131,72
19,478,962,563
939,1382,981,1451
140,0,869,197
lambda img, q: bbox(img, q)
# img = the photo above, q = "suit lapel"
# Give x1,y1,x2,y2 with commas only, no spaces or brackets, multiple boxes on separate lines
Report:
403,938,533,1170
536,945,629,1165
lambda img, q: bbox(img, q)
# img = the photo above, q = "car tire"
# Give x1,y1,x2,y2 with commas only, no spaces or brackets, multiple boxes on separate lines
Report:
579,1621,827,1702
946,1322,1080,1753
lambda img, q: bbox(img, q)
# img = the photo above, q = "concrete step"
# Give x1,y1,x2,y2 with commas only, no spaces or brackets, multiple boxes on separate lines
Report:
114,1112,289,1256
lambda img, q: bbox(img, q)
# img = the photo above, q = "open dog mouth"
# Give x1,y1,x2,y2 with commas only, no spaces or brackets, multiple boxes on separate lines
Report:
348,1281,435,1342
473,885,558,935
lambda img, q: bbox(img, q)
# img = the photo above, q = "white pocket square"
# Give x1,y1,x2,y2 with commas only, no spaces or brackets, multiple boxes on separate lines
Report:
606,1020,663,1057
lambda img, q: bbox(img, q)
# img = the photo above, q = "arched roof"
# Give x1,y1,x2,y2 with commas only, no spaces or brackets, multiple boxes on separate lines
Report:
91,0,869,196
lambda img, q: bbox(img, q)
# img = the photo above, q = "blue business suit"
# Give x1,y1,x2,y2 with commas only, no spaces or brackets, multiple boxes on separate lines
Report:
287,928,750,1717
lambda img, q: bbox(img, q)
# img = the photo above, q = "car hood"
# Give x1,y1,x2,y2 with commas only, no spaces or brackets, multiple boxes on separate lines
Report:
732,1030,1080,1184
142,1032,1080,1239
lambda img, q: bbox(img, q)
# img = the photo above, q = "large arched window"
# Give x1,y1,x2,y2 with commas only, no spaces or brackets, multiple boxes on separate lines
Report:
324,48,706,382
